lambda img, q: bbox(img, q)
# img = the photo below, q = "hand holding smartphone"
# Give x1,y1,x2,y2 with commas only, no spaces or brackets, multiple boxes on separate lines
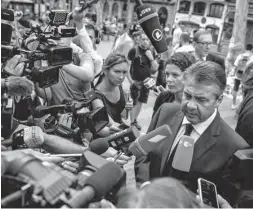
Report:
198,178,219,208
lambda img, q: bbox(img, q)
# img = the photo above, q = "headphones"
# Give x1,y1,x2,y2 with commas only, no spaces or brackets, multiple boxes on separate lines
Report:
85,23,101,45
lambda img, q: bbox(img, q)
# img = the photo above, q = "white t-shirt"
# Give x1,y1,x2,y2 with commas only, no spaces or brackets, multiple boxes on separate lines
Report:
175,44,195,54
172,27,182,46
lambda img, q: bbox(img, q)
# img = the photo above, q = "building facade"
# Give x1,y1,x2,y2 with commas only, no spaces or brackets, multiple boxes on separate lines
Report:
174,0,228,44
223,0,253,45
174,0,253,45
71,0,178,28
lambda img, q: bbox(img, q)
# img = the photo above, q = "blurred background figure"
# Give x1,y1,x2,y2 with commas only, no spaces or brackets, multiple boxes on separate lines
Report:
235,60,253,146
116,177,201,208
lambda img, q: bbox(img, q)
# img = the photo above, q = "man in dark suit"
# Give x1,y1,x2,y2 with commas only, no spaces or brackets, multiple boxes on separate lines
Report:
193,30,225,70
135,61,249,205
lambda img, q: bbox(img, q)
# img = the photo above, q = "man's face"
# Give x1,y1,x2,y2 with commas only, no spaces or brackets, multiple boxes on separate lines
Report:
139,34,150,50
194,34,213,58
181,79,222,125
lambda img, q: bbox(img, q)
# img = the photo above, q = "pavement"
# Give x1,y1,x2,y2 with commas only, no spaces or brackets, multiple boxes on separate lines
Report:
97,39,238,133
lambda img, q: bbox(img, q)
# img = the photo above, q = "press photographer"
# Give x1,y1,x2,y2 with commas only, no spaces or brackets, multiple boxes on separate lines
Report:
32,9,102,105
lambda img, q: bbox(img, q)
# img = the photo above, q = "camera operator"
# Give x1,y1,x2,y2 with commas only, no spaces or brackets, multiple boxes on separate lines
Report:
35,9,103,105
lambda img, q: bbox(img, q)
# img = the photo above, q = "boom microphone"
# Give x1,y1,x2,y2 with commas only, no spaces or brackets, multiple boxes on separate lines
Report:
135,0,168,53
1,76,34,97
128,124,172,157
18,17,41,30
1,8,14,21
63,162,125,208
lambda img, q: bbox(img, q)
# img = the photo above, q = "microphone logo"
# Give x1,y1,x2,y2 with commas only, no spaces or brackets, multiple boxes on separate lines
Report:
147,135,166,143
152,29,163,41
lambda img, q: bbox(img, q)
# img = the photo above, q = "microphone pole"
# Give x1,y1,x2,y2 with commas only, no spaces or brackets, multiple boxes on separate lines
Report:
67,0,99,23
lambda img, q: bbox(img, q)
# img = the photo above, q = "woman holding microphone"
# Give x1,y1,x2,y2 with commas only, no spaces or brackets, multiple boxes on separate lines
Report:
95,53,133,137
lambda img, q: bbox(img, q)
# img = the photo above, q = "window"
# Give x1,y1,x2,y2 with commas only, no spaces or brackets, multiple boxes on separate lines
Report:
193,2,206,16
209,3,224,18
178,0,191,14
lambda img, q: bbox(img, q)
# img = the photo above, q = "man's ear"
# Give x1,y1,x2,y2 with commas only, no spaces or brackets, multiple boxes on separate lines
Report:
216,94,223,107
103,69,108,76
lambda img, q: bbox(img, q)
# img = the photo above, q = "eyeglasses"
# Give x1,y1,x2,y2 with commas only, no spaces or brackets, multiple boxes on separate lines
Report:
197,42,213,47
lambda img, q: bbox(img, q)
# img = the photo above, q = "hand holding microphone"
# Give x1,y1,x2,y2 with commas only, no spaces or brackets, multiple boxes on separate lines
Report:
2,76,34,97
143,77,156,90
12,126,44,149
101,147,131,166
4,55,25,76
145,50,154,61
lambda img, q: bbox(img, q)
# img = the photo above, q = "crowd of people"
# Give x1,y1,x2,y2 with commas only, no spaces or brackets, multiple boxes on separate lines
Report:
1,4,253,209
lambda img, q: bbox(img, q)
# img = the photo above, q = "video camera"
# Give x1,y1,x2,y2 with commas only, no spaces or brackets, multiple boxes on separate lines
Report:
1,151,126,208
1,8,74,88
28,89,109,140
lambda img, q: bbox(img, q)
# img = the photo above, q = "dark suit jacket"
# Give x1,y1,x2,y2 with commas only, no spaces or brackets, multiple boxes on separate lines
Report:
135,103,249,204
206,52,225,70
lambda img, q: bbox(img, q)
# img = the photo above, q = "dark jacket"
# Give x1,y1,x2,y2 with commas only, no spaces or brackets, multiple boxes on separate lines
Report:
206,53,225,70
135,103,249,204
235,90,253,147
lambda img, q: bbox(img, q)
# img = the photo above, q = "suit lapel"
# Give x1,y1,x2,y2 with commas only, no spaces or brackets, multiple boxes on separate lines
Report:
192,112,221,165
160,111,184,174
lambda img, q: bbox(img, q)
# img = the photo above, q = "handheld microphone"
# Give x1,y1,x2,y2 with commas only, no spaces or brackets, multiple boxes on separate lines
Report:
143,77,157,90
63,162,124,208
135,0,168,53
121,90,131,120
49,138,109,158
1,77,34,97
1,8,14,21
101,127,140,155
128,124,172,157
18,17,41,30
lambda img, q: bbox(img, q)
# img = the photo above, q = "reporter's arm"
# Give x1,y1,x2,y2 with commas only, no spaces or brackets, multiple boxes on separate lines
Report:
150,59,159,73
42,133,88,154
61,53,95,82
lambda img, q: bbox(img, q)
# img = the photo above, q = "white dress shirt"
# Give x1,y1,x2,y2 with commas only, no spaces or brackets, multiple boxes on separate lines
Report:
169,109,217,157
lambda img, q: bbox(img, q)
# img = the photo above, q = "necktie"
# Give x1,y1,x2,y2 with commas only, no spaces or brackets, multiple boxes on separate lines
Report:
162,123,194,176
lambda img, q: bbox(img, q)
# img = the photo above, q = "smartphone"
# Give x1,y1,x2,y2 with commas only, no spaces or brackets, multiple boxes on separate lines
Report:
198,178,219,208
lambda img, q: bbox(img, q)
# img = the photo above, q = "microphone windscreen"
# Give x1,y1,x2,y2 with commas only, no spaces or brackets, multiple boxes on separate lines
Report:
1,8,14,21
18,16,32,28
90,138,109,155
7,76,34,97
85,162,124,197
129,124,172,157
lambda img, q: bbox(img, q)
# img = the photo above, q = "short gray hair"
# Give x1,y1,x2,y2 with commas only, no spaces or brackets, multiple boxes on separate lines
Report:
193,29,212,42
184,61,227,97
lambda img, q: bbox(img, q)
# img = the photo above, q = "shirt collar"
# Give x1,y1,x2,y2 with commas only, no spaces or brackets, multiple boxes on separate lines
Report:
182,109,217,135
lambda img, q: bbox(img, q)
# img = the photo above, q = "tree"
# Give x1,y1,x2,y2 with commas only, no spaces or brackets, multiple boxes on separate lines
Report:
226,0,249,72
